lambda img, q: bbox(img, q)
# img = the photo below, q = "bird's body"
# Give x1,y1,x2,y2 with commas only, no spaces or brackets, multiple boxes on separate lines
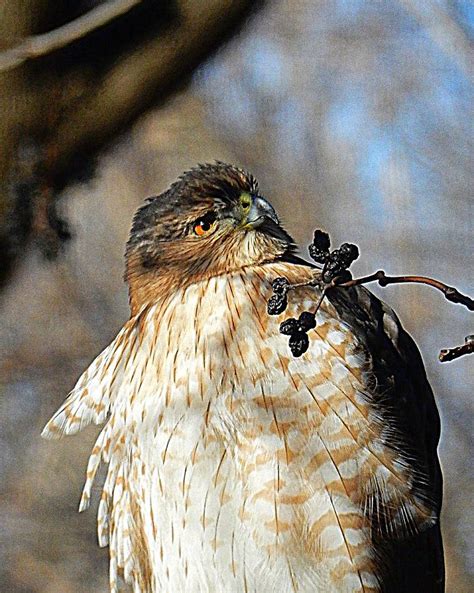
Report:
43,163,443,593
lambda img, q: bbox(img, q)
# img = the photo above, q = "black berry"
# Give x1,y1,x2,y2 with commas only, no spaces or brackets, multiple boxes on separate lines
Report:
339,243,359,267
340,242,359,259
280,318,298,335
272,277,290,294
313,230,331,251
309,230,331,264
289,332,309,357
322,253,342,282
309,244,329,264
267,229,361,359
298,311,316,331
267,294,287,315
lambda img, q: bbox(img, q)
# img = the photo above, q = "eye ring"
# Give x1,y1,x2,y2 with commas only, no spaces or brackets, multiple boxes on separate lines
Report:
240,193,252,212
192,212,217,237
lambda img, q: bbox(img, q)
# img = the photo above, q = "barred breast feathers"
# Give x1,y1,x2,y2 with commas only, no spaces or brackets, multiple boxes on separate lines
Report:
41,262,440,593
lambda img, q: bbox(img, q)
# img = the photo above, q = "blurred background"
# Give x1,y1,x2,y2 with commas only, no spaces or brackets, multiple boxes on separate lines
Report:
0,1,472,591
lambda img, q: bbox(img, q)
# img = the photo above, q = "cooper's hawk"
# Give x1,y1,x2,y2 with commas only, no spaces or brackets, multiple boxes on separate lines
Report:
43,162,444,592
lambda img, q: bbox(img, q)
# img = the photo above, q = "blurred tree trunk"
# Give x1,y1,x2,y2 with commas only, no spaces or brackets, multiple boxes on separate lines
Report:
0,0,262,289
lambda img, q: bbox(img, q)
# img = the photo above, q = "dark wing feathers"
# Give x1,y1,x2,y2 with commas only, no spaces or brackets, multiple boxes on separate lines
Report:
327,284,444,593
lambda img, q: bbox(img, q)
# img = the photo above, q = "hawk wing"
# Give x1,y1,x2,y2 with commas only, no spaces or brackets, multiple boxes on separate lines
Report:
326,283,444,593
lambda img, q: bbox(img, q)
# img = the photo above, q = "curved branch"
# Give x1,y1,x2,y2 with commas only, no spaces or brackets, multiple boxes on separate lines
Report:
338,270,474,311
0,0,143,73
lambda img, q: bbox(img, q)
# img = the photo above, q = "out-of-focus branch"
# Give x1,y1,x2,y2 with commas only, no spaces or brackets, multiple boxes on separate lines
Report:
0,0,262,290
50,1,261,175
397,0,472,76
0,0,143,73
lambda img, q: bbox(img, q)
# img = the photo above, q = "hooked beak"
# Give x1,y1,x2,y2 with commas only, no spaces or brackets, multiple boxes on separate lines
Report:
244,195,293,245
245,195,279,228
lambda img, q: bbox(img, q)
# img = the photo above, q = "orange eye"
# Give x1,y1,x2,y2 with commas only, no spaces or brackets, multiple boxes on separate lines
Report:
193,212,217,237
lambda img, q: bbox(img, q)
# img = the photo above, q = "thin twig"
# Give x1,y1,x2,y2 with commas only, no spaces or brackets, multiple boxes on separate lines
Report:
336,270,474,311
312,285,328,316
0,0,143,73
439,336,474,363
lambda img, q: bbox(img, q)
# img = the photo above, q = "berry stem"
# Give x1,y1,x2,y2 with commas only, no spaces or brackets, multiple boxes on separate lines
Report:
270,228,473,362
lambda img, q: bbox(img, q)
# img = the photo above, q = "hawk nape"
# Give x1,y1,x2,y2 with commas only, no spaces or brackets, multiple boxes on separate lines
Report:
43,162,444,593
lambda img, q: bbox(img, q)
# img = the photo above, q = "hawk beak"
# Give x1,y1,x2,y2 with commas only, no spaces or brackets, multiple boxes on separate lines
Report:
244,195,293,245
245,195,279,228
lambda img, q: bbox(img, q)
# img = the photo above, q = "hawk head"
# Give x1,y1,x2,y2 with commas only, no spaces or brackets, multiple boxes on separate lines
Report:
125,162,295,312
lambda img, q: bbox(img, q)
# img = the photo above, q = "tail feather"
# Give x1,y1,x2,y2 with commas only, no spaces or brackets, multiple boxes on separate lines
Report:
79,427,109,512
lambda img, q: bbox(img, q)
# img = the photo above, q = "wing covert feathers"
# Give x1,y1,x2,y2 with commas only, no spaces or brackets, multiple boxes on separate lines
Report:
41,320,137,440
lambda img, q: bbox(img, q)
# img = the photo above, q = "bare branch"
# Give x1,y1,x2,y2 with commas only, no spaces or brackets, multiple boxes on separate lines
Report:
439,336,474,363
337,270,474,312
0,0,143,73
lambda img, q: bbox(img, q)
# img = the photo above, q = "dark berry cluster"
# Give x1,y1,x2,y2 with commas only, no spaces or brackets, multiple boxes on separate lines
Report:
267,277,290,315
308,230,359,283
280,311,316,357
267,229,360,358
